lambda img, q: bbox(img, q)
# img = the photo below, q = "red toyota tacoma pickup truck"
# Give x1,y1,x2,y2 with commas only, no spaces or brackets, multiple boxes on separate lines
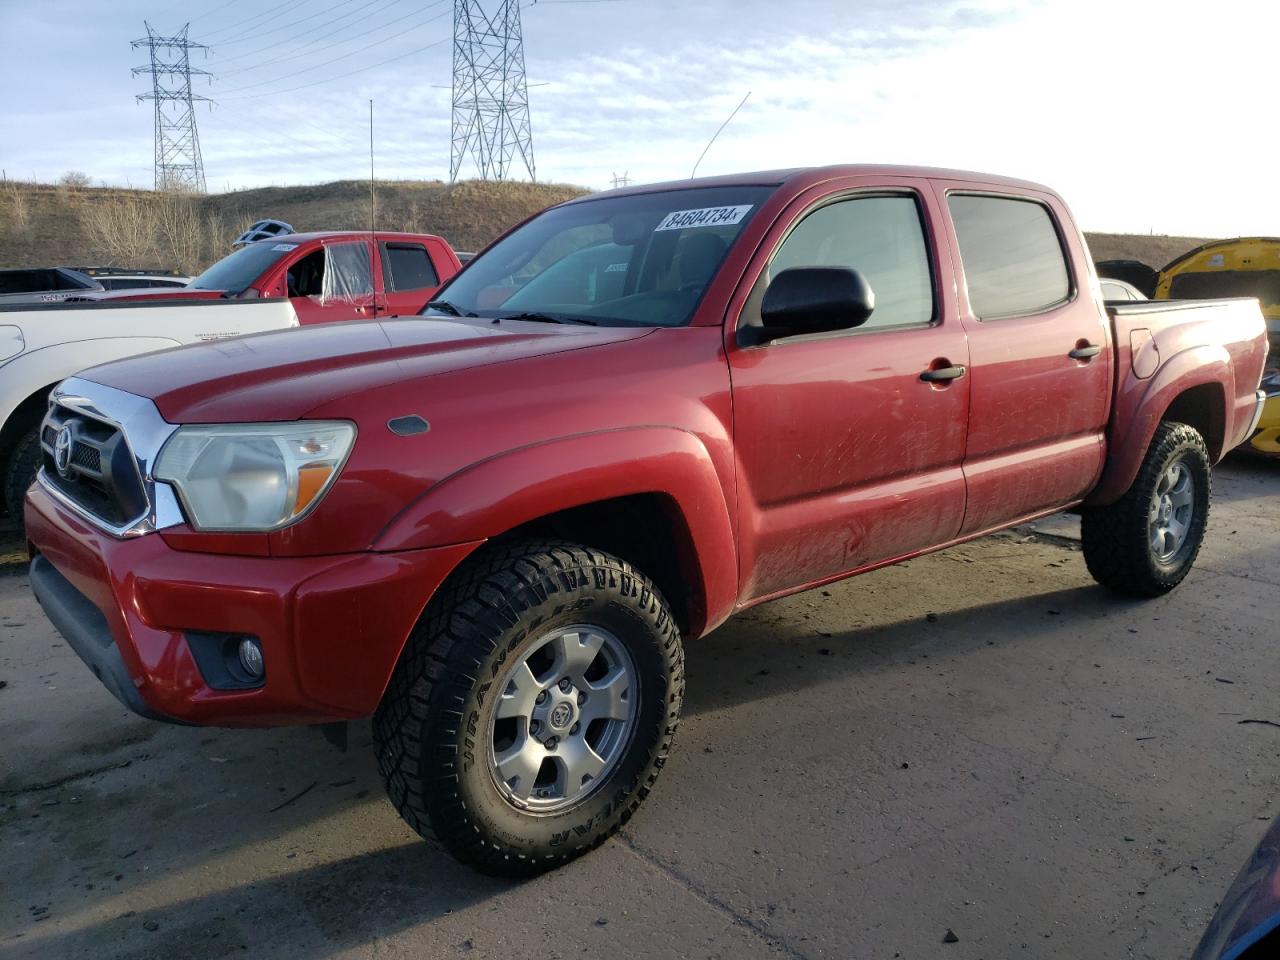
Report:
87,230,462,321
24,165,1269,876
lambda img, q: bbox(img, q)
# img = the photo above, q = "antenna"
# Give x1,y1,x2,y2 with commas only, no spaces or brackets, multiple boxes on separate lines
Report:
450,0,536,181
691,90,751,180
369,99,376,236
131,22,211,192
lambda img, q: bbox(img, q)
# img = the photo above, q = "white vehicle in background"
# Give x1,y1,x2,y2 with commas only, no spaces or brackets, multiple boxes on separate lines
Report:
0,267,104,304
1100,277,1149,301
0,298,301,521
87,272,189,291
232,219,294,248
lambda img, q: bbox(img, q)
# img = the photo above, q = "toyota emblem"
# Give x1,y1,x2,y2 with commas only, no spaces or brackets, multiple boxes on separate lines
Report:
549,702,573,729
53,424,75,479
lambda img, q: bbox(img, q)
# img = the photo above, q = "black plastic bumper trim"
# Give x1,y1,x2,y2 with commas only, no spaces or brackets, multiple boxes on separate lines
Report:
29,554,180,724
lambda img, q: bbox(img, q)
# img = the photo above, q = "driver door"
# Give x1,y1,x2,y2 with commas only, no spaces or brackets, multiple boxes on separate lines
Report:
728,181,971,601
288,239,376,324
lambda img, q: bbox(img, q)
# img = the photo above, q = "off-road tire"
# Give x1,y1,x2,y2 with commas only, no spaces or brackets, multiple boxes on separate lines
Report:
1081,421,1211,597
3,426,41,521
373,539,684,876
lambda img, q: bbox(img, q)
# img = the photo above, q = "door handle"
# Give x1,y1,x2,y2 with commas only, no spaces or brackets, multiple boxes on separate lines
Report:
1068,344,1102,360
920,365,966,383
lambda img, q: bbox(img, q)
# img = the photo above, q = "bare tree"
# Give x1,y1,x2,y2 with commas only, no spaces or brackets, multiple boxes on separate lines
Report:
82,195,157,266
2,181,29,234
152,192,204,273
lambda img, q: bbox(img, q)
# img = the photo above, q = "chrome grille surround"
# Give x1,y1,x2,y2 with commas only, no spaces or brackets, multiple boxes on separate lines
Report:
36,377,185,538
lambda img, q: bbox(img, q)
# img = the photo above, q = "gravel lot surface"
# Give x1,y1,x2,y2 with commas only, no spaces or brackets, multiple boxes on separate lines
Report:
1,456,1276,960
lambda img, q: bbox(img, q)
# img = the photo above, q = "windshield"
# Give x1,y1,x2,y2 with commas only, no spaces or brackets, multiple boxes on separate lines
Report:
424,186,774,326
188,240,294,293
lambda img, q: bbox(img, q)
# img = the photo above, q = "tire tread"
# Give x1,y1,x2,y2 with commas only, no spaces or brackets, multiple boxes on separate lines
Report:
1081,421,1211,597
372,538,683,876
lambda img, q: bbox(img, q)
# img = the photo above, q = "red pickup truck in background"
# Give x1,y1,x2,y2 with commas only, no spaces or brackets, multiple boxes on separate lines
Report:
90,230,462,321
24,165,1269,876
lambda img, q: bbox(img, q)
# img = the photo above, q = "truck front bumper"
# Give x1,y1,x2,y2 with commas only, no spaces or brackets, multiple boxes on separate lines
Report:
25,481,479,726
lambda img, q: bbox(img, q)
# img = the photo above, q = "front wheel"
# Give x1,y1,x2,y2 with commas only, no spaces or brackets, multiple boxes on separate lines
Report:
373,540,684,876
3,425,42,522
1081,421,1211,597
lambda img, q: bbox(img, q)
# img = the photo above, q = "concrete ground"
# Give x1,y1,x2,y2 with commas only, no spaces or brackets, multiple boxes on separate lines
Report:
1,456,1276,960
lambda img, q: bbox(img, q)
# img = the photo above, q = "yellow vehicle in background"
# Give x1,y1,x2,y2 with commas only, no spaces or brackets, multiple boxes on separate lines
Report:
1155,238,1280,456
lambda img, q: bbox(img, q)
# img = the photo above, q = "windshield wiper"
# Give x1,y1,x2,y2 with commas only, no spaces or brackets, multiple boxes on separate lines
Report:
424,299,476,317
500,311,598,326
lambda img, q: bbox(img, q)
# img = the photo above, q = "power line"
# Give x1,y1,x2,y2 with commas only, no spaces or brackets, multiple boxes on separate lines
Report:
220,0,447,78
132,22,212,192
201,0,312,43
215,34,452,101
212,6,451,96
188,0,252,26
212,0,400,67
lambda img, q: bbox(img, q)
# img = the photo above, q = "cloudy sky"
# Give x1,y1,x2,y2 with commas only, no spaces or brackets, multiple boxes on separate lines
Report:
1,0,1277,235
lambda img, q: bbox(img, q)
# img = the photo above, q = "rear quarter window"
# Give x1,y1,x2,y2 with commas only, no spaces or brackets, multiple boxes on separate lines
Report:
948,194,1070,319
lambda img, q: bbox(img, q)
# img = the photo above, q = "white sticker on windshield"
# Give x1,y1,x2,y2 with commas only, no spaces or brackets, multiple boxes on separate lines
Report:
272,243,298,251
654,205,753,232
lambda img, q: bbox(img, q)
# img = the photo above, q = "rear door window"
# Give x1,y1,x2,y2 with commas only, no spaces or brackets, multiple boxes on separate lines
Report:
382,243,439,291
948,195,1070,319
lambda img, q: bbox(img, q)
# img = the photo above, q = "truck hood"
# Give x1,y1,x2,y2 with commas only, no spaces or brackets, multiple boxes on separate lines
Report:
79,316,654,422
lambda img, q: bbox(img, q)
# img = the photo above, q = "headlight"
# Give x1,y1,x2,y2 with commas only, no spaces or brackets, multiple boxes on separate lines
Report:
155,422,355,531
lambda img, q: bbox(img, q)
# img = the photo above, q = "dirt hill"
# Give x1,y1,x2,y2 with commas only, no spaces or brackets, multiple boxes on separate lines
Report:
0,178,1215,276
0,179,588,275
1084,232,1212,269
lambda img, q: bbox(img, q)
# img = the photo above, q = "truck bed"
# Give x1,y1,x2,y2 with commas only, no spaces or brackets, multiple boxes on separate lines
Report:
1094,296,1269,503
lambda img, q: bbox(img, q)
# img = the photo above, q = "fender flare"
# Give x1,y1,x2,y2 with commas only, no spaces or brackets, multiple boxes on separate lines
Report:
373,426,739,637
1088,343,1231,505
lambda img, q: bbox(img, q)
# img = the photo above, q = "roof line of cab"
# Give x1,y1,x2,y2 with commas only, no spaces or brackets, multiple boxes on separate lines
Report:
255,230,448,243
564,164,1059,205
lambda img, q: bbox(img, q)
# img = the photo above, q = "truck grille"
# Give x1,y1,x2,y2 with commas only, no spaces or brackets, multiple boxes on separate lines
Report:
40,404,148,528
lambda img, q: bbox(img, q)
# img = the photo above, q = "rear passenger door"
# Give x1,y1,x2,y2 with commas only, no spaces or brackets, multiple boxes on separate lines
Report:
379,241,441,315
936,187,1112,534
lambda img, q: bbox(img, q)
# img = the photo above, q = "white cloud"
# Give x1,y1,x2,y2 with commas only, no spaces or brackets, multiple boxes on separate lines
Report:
2,0,1278,234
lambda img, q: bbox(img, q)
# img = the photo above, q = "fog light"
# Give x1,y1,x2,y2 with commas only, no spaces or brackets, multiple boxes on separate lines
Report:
237,638,264,679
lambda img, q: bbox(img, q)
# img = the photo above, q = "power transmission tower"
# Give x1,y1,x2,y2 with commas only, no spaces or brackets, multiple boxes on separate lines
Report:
611,171,633,189
450,1,536,182
131,22,211,193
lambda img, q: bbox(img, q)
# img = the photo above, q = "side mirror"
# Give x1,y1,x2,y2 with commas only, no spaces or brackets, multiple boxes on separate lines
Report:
751,267,875,344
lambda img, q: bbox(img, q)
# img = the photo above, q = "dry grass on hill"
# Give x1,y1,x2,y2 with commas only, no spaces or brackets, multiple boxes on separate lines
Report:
0,179,588,275
0,177,1216,276
1084,232,1213,268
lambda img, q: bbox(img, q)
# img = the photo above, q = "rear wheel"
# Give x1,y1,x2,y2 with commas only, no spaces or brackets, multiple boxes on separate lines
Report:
373,540,684,876
3,425,42,522
1081,421,1211,596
